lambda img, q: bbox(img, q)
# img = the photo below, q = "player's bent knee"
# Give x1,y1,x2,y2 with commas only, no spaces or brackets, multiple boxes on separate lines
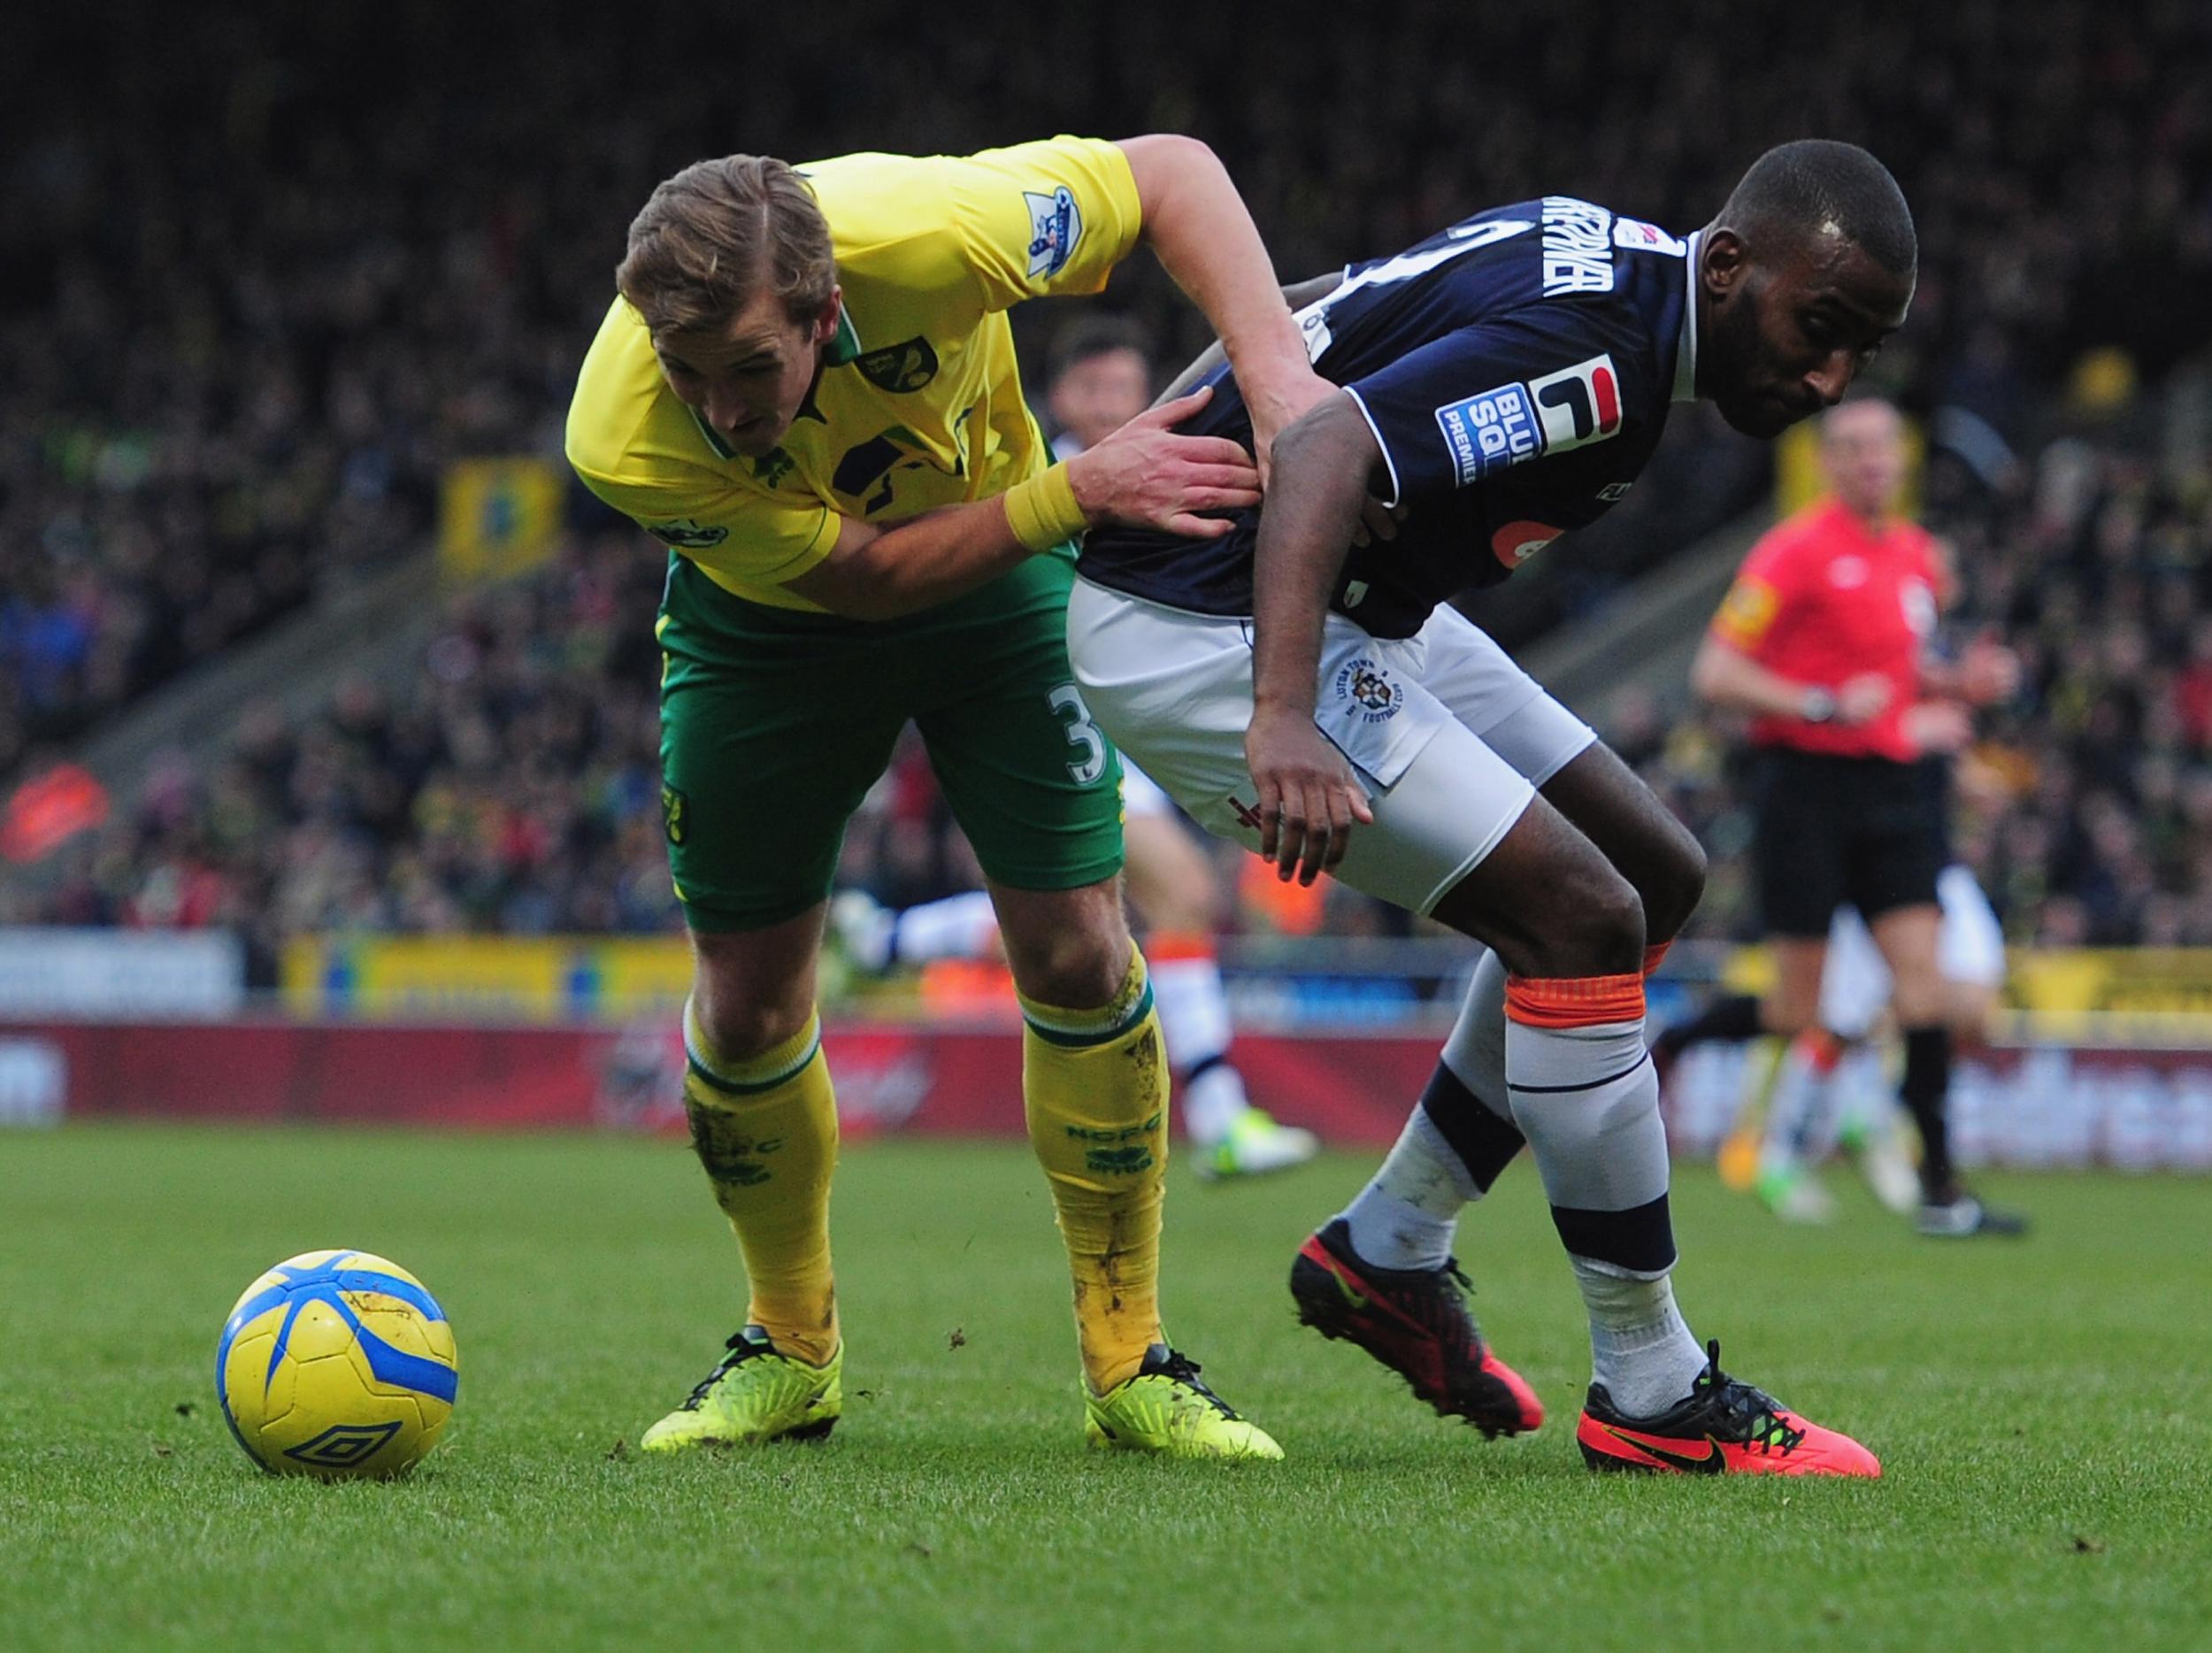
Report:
690,988,813,1064
1499,868,1646,980
996,882,1133,1008
1569,874,1649,978
688,934,818,1060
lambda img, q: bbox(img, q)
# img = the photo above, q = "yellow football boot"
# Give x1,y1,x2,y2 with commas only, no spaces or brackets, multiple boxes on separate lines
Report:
1084,1344,1283,1460
641,1326,841,1451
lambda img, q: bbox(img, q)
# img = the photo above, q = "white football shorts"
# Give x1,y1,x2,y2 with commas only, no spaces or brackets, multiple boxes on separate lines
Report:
1066,578,1595,915
1818,863,2008,1038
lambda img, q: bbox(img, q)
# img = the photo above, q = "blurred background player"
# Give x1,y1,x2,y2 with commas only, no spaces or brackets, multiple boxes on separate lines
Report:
833,317,1318,1179
1673,397,2027,1237
568,134,1331,1458
1742,843,2011,1223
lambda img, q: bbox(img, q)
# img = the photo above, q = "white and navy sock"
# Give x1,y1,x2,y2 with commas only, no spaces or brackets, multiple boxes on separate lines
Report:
1340,952,1525,1269
1503,972,1704,1415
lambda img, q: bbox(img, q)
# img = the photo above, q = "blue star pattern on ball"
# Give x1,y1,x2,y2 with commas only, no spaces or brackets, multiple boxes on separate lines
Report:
218,1250,459,1406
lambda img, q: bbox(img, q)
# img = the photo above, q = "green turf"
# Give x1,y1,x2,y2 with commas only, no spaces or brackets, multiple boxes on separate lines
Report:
3,1125,2207,1652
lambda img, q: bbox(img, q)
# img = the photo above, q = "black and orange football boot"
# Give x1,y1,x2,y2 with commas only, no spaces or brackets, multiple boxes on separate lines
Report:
1289,1219,1543,1437
1577,1340,1880,1477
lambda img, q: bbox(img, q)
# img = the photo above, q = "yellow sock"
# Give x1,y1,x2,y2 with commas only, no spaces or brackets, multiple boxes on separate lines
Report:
1020,943,1170,1394
681,1000,840,1366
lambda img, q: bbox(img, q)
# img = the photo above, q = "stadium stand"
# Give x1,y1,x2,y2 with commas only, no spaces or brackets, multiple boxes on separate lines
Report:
7,0,2212,950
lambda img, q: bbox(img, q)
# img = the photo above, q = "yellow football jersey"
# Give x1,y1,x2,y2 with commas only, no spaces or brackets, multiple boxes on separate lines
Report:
565,135,1142,612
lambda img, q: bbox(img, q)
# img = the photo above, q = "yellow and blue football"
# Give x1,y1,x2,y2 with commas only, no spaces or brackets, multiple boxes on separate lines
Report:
216,1249,458,1479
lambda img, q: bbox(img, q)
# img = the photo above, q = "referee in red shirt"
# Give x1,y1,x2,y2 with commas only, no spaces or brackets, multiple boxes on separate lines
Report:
1678,397,2023,1236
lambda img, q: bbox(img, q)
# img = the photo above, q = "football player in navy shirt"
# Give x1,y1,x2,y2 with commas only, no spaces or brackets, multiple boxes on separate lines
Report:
1069,140,1915,1475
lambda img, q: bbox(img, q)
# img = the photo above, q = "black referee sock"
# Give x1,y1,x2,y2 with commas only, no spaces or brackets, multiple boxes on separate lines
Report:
1654,991,1763,1058
1900,1024,1955,1202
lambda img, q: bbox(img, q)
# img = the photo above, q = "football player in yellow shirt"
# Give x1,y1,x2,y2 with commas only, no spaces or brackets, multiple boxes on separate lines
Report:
567,133,1329,1457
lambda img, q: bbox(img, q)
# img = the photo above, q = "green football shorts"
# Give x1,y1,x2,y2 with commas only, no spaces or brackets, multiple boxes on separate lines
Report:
655,548,1125,932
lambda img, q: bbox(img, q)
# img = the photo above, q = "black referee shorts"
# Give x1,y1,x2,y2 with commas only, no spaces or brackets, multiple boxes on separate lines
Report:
1750,748,1946,937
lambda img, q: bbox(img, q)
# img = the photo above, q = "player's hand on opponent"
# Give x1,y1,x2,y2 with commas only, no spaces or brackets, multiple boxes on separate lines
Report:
1241,365,1340,491
1066,385,1260,538
1837,672,1893,724
1245,703,1374,886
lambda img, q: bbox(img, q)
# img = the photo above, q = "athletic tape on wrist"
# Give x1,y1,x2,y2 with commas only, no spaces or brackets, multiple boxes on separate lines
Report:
1003,463,1087,552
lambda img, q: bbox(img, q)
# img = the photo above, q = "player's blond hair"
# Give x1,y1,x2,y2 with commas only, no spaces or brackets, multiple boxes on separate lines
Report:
617,157,836,334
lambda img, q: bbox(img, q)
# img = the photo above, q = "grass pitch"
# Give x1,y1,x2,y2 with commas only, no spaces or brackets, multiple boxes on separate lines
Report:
4,1124,2208,1653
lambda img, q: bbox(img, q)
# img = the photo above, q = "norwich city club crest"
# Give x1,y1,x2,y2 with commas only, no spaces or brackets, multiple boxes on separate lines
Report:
855,336,938,393
661,784,688,845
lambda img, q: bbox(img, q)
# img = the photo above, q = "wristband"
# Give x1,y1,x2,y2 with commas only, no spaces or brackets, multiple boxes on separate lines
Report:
1002,463,1087,552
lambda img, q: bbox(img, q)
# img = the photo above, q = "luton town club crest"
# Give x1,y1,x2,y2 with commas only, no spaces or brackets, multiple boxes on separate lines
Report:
1334,657,1403,723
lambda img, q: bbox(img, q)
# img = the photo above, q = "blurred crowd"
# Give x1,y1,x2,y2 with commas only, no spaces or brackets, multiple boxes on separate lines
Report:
3,525,1388,973
19,402,2212,962
7,0,2212,953
9,0,2212,773
13,532,670,965
1637,393,2212,949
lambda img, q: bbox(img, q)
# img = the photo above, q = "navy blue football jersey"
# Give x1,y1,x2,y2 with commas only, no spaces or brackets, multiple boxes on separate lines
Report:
1078,197,1701,639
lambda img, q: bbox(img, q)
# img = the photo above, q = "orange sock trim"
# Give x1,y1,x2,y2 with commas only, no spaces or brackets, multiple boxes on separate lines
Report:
1146,929,1217,965
1504,973,1647,1028
1641,941,1673,977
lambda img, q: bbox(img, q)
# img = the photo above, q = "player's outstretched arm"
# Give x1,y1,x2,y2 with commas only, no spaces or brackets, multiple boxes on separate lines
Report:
1117,136,1332,485
1246,392,1378,885
782,388,1256,621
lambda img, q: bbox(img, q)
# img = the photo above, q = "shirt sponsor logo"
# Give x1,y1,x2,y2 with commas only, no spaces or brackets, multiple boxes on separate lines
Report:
1528,354,1624,453
1434,381,1543,485
646,519,729,550
1612,217,1688,257
1541,196,1615,296
1025,187,1083,278
1490,520,1563,568
1333,657,1404,723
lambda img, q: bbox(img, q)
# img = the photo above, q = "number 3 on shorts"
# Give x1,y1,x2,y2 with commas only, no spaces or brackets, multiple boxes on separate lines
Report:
1048,683,1109,787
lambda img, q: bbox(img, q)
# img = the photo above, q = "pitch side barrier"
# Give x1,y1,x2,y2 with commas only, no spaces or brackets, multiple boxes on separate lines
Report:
1,1013,2208,1170
3,931,2212,1167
